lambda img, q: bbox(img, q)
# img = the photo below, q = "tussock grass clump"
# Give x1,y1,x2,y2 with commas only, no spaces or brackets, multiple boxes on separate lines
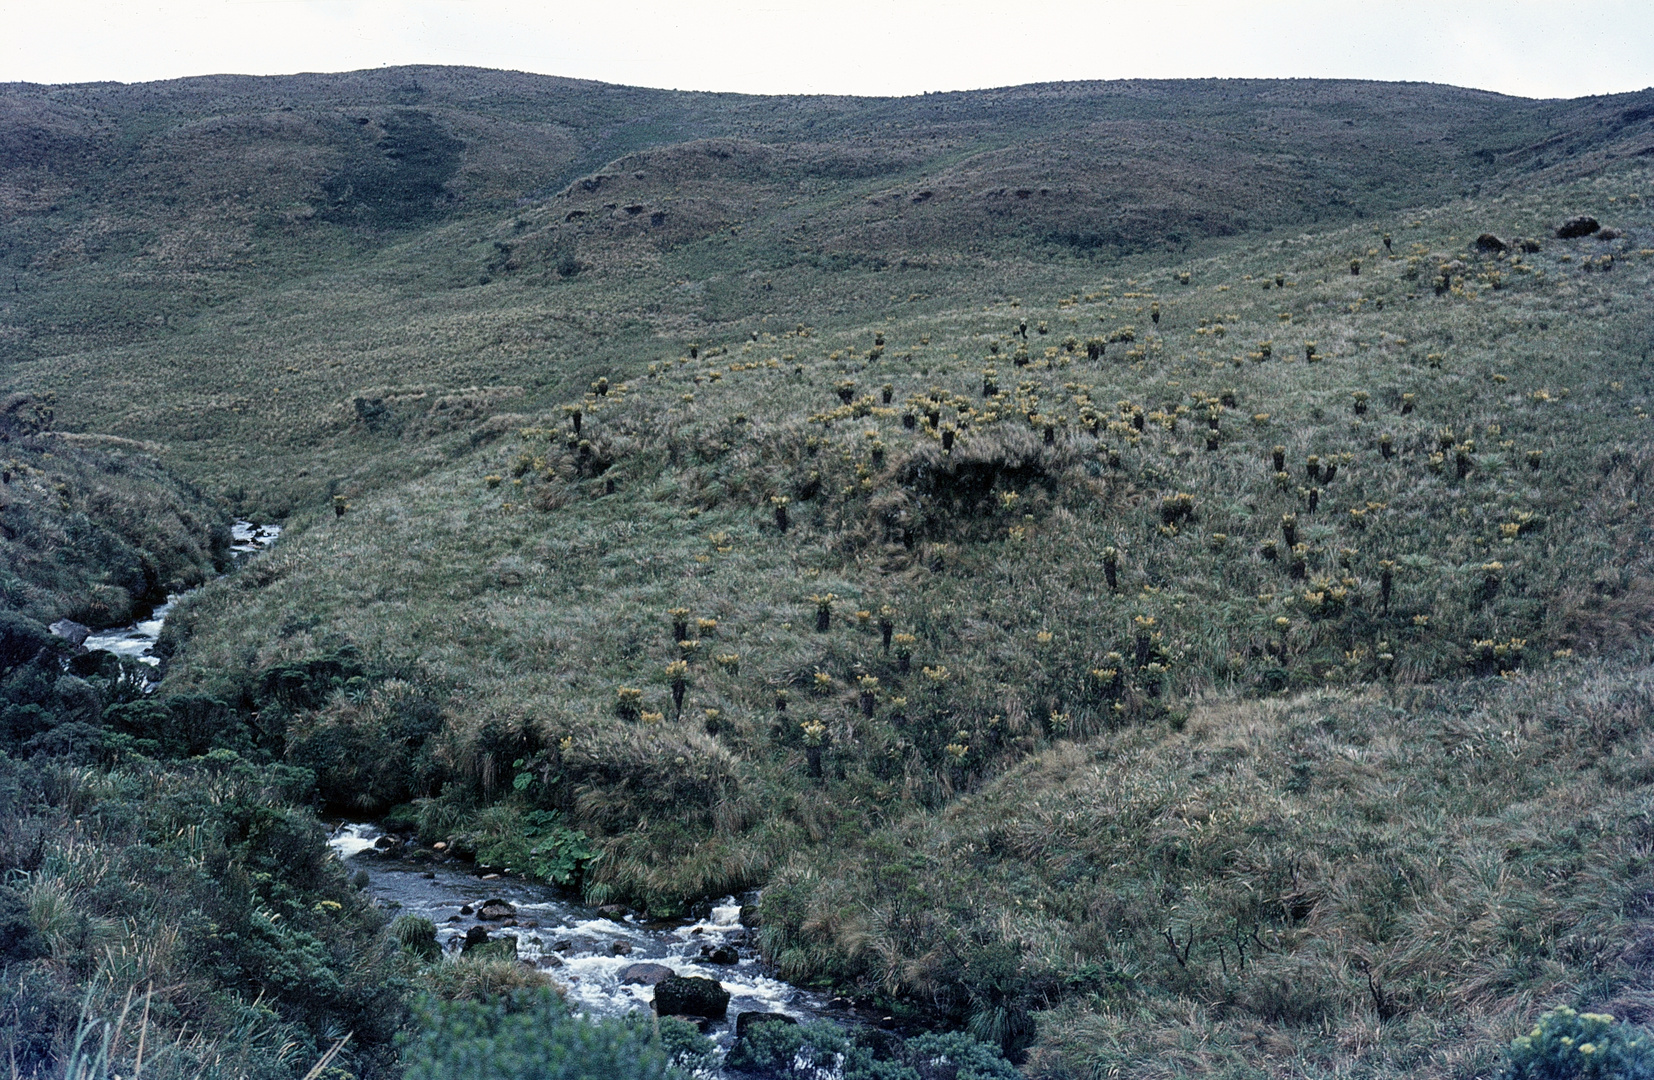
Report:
764,660,1654,1075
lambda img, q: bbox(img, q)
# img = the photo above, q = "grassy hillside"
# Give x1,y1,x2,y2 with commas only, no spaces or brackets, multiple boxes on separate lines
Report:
4,71,1653,512
152,157,1654,1073
3,68,1654,1077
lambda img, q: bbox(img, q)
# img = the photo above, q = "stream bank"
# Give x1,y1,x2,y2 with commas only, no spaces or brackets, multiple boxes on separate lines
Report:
329,822,840,1053
77,521,281,672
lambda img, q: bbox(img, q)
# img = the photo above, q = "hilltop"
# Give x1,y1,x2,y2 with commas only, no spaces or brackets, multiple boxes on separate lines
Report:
3,69,1652,511
2,69,1654,1079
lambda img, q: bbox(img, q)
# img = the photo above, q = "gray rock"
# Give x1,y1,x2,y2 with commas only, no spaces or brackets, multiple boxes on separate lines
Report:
476,899,516,921
48,619,90,647
617,962,675,986
702,944,739,965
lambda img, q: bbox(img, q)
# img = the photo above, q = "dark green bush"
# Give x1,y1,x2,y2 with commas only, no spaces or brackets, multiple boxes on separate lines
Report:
726,1019,1019,1080
399,988,686,1080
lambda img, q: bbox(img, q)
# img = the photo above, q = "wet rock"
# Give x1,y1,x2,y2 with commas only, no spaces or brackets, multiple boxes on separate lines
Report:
1474,233,1507,253
653,975,730,1019
736,1011,798,1039
463,930,517,960
827,997,854,1011
459,904,474,916
618,962,675,986
553,939,573,952
476,899,516,921
1556,215,1601,239
611,939,633,956
373,835,397,850
597,904,629,920
539,953,564,969
67,650,115,677
446,914,462,923
48,619,90,647
702,944,739,965
662,1014,717,1034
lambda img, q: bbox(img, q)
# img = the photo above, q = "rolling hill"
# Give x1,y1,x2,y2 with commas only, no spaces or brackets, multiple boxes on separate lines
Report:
3,67,1654,1079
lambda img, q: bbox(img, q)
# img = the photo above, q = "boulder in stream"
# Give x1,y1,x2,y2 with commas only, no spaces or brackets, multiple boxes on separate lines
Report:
653,974,730,1019
476,899,516,921
49,619,90,647
701,943,739,965
617,962,675,986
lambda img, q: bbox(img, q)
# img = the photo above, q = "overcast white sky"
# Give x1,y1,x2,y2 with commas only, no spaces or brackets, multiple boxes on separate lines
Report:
3,1,1651,99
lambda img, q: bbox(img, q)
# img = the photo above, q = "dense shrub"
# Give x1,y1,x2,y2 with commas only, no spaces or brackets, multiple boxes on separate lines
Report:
399,989,688,1080
726,1019,1020,1080
0,751,408,1078
0,433,229,628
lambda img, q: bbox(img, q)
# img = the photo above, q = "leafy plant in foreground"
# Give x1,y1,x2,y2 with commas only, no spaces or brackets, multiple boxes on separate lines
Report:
1504,1007,1654,1080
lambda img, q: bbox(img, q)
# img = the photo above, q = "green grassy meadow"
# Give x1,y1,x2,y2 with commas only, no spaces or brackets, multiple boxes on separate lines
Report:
3,69,1654,1077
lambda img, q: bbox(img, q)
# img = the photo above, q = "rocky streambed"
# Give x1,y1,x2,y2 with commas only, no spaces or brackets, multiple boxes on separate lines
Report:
329,823,840,1051
74,521,282,671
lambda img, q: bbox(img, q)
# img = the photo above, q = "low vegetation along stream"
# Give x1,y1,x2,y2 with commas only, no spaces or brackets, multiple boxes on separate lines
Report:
329,822,833,1051
78,521,282,670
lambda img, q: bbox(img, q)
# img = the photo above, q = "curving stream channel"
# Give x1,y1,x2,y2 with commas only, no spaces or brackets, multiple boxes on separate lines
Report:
328,823,835,1049
85,519,842,1054
81,521,282,669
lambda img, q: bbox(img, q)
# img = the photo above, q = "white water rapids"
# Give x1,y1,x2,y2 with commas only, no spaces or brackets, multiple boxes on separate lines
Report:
328,823,832,1047
81,521,280,669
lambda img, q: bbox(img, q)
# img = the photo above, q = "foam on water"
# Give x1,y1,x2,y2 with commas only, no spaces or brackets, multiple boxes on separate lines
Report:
328,823,826,1042
83,599,175,666
79,521,280,673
